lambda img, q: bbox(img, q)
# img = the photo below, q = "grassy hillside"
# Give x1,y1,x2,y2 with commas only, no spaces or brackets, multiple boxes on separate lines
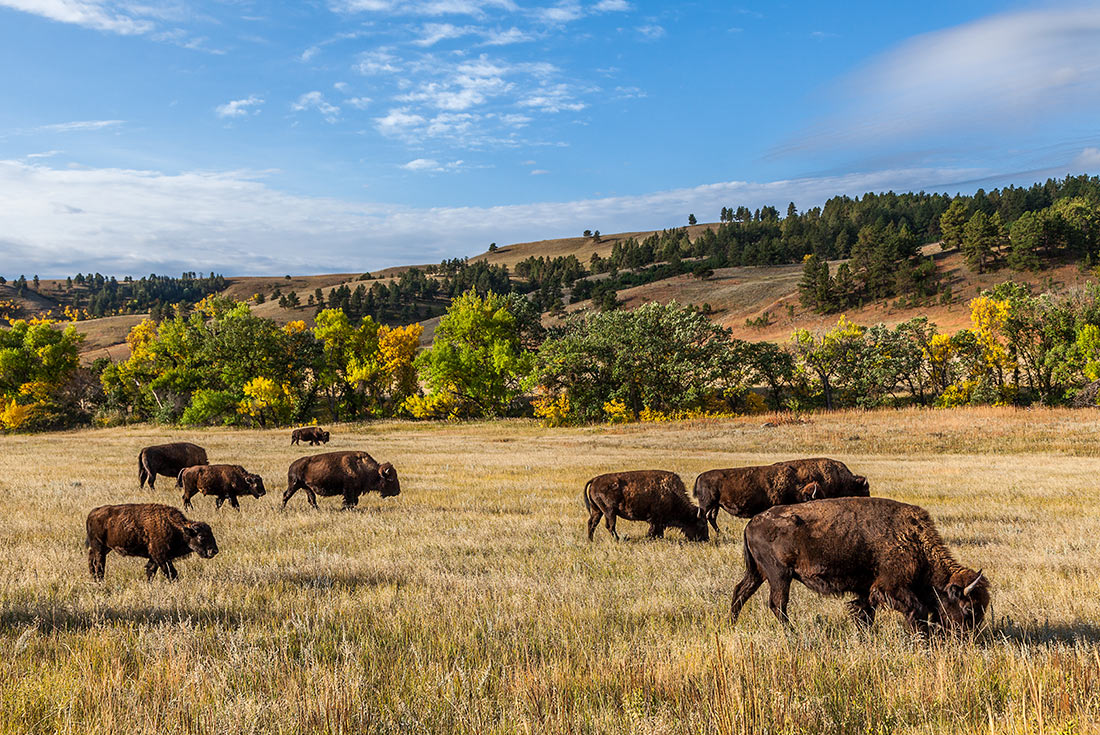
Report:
12,222,1096,360
1,407,1097,733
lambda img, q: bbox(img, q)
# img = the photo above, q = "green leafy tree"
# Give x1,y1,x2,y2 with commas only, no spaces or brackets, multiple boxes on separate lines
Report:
412,290,533,418
939,198,969,251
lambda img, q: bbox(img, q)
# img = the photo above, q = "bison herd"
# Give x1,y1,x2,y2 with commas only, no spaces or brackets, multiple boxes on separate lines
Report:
88,431,988,636
86,428,401,582
584,457,988,636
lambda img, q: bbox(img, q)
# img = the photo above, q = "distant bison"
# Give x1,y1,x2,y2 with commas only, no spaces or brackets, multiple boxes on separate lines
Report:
693,457,869,532
178,464,266,511
138,442,208,490
283,450,400,510
291,427,330,446
584,470,709,542
86,503,219,581
729,497,989,634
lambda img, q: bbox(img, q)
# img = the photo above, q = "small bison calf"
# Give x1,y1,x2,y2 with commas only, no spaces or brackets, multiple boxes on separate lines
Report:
291,427,330,446
584,470,709,542
86,503,219,581
178,464,266,511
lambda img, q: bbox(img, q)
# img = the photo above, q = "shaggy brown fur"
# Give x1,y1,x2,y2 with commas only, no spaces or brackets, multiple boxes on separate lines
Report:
86,503,219,581
584,470,709,542
178,464,266,511
291,427,330,446
282,450,399,510
138,442,208,490
728,497,990,635
693,457,869,531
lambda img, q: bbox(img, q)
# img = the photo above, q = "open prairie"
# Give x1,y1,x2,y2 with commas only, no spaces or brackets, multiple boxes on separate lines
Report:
2,407,1100,734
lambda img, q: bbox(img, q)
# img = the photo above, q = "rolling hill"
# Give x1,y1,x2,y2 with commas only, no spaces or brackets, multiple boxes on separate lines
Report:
7,222,1094,361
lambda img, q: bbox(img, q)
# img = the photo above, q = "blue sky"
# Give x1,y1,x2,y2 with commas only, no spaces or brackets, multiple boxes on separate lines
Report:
1,0,1099,276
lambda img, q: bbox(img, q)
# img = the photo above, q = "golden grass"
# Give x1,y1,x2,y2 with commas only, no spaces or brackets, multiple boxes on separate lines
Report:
2,407,1100,733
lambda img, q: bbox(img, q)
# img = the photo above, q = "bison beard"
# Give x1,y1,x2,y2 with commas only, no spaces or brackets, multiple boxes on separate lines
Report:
728,497,989,635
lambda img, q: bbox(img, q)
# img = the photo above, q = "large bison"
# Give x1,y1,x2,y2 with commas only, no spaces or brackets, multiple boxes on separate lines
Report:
729,497,989,635
86,503,219,581
178,464,266,511
583,470,709,542
138,442,208,490
693,457,869,532
291,427,330,446
282,450,400,510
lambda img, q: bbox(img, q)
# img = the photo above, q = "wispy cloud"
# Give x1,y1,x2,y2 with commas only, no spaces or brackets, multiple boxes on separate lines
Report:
0,0,153,34
35,119,124,133
292,91,341,123
400,158,464,171
780,7,1100,158
593,0,630,11
216,95,264,118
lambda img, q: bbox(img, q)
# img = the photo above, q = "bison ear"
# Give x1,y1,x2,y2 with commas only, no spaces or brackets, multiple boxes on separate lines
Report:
946,584,963,602
182,525,199,538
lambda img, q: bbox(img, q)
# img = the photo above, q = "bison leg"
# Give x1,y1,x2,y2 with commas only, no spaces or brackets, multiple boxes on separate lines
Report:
587,506,603,541
647,523,665,539
157,560,179,581
707,508,721,533
846,596,876,627
870,583,931,635
341,490,359,510
182,487,196,509
228,494,241,511
144,559,159,581
215,496,226,510
604,511,619,541
767,576,793,626
88,543,107,581
729,569,763,624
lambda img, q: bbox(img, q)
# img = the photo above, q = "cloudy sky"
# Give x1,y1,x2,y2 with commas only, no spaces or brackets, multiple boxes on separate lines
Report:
1,0,1099,276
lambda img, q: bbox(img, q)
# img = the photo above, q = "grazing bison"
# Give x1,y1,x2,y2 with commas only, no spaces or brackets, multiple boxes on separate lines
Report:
138,442,208,490
86,503,219,581
178,464,266,511
291,427,330,446
729,497,989,634
693,457,869,532
282,450,399,510
583,470,709,542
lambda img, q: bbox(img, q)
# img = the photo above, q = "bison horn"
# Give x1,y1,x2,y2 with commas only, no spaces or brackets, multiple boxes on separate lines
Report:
963,570,984,596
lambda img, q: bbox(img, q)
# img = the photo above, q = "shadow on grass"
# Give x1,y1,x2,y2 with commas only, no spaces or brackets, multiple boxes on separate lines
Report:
993,617,1100,646
273,568,407,591
0,602,251,633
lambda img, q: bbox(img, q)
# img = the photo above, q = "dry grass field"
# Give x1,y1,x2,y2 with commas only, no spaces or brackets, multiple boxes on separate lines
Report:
2,407,1100,733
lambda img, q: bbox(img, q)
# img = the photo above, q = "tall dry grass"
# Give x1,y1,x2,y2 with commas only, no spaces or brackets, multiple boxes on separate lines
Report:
2,407,1100,733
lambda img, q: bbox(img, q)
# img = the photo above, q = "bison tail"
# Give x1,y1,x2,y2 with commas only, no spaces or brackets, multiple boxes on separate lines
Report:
582,479,594,512
176,468,186,488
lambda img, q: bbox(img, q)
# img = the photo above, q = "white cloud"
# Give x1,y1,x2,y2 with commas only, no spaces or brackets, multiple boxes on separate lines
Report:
216,95,264,118
345,96,371,110
0,159,1029,277
480,26,532,45
413,22,476,46
355,49,401,75
592,0,629,11
636,23,664,39
375,108,426,137
0,0,154,34
401,158,440,171
530,168,549,175
292,91,340,122
538,1,583,25
35,119,124,133
25,150,63,158
1074,147,1100,170
783,7,1100,155
519,84,585,112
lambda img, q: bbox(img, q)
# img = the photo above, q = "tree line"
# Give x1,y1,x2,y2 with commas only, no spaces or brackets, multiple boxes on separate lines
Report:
8,281,1100,432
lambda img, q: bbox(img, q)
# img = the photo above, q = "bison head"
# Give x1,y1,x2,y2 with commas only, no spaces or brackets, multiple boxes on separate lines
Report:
183,522,219,559
849,475,870,497
937,569,989,633
377,462,400,497
246,473,267,498
682,515,710,542
321,431,330,443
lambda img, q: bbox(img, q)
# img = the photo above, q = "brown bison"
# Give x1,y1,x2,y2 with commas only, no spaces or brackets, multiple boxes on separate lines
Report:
291,427,330,446
693,457,869,532
178,464,266,511
729,497,989,635
86,503,219,581
138,442,208,490
282,450,399,510
584,470,709,542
